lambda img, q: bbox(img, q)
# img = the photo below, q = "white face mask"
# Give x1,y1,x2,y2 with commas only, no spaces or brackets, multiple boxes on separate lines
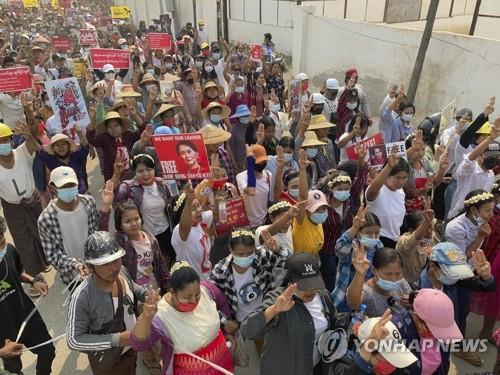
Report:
205,66,214,73
105,72,115,81
235,86,245,94
346,102,357,110
146,85,155,93
402,113,414,123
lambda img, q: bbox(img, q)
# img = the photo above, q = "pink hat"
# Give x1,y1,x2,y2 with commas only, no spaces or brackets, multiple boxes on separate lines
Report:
306,190,328,213
413,289,463,341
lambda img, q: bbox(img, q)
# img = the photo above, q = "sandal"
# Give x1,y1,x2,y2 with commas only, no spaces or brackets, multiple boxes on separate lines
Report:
454,350,485,367
143,359,162,375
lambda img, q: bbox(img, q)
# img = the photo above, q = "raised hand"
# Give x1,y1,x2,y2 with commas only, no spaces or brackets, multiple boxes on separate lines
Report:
366,309,392,343
256,123,265,144
140,124,153,145
298,149,310,170
438,151,449,172
272,283,297,313
149,85,158,102
113,152,126,177
184,183,196,202
356,143,367,164
352,241,371,274
276,145,286,168
261,229,280,253
478,223,492,239
422,197,435,223
353,204,368,229
386,145,399,169
101,180,114,207
472,249,492,280
483,96,495,117
250,105,257,122
352,116,362,136
142,286,160,320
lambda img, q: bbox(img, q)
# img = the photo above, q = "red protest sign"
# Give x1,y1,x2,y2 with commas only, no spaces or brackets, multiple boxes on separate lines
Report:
213,197,250,235
250,44,263,60
346,133,384,160
59,0,71,8
89,48,130,69
78,29,98,46
147,33,171,49
0,67,32,93
152,133,211,180
51,36,72,51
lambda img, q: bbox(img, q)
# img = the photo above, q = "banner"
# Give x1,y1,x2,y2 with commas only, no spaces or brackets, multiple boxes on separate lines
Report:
346,133,384,160
89,48,130,69
159,80,175,101
289,80,301,113
44,77,90,141
368,141,407,171
147,33,171,50
0,67,33,93
439,99,456,134
22,0,38,7
72,61,85,79
51,36,72,51
250,44,263,60
110,5,131,19
152,133,211,180
78,29,98,46
213,197,250,235
58,0,70,8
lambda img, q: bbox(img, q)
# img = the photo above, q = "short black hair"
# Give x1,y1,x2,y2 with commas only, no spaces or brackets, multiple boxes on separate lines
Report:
264,33,272,40
114,201,142,232
169,266,200,292
402,210,423,233
261,116,275,130
347,113,370,133
176,140,198,155
372,247,403,269
131,154,155,170
229,230,256,250
386,157,410,176
279,136,295,150
398,100,415,114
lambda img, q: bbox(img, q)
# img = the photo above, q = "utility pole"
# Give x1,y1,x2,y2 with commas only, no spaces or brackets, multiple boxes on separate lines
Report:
222,0,229,41
469,0,482,36
407,0,439,103
192,0,197,28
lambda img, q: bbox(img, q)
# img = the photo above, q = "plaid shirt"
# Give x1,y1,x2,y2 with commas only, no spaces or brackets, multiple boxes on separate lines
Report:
37,195,109,284
331,230,381,308
209,247,288,317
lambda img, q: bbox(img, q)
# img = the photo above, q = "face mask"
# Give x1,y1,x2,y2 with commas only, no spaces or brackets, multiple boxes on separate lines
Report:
402,113,414,123
57,187,79,203
187,78,194,85
288,188,299,198
254,163,267,173
375,271,401,292
237,52,244,57
346,102,357,110
210,114,222,123
235,86,245,94
120,44,128,50
306,148,318,159
373,358,396,375
146,69,155,75
271,103,281,113
165,63,173,69
0,245,7,261
301,82,308,92
434,268,456,286
333,190,350,202
176,300,199,313
163,117,176,126
195,61,203,69
239,116,250,125
212,177,228,190
284,153,294,163
310,211,328,224
0,143,12,156
146,85,155,93
232,253,256,268
473,210,486,226
325,90,337,100
105,72,114,81
212,52,221,60
205,66,214,73
482,157,500,170
359,236,380,249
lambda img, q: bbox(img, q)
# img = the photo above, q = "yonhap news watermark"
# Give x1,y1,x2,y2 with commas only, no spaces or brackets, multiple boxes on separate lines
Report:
354,338,490,353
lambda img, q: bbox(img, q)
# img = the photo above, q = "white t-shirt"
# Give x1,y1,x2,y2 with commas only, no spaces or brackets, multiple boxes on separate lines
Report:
236,170,271,228
0,143,36,204
323,97,338,121
131,233,157,288
255,225,293,254
304,294,328,366
112,278,137,354
54,199,89,260
213,58,228,94
338,132,368,164
367,185,405,241
0,93,26,126
233,266,263,322
141,183,169,235
171,211,213,280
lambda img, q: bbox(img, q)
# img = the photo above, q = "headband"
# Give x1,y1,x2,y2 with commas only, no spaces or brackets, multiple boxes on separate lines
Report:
231,230,255,239
464,192,494,206
132,153,155,165
328,175,352,188
170,260,190,275
173,192,186,212
268,201,291,215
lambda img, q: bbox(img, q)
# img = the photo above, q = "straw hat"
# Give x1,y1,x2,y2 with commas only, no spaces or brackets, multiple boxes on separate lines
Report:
201,102,230,119
302,131,327,147
43,133,77,155
140,73,158,86
117,84,141,98
163,73,181,82
307,115,335,130
153,103,181,119
111,100,128,111
203,81,224,96
96,111,131,134
199,125,231,145
33,35,51,45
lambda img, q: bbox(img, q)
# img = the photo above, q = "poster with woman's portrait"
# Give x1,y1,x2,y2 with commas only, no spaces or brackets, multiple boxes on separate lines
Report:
152,133,211,180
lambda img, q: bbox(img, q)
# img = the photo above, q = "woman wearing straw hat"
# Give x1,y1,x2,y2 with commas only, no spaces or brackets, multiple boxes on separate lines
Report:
201,101,231,131
297,130,327,187
151,103,183,133
116,84,146,118
199,124,235,184
110,99,144,133
200,81,225,110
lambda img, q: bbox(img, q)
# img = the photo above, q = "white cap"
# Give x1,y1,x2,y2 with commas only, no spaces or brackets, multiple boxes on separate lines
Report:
357,317,418,368
50,166,78,188
295,72,309,81
103,64,115,73
326,78,340,90
117,38,127,45
310,93,325,105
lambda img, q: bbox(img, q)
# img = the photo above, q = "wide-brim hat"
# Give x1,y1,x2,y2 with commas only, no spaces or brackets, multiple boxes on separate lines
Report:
117,84,141,98
229,104,251,119
140,73,158,86
111,99,128,111
153,103,181,119
96,111,131,133
163,72,181,82
203,80,224,96
302,131,327,148
308,114,335,130
44,133,78,155
199,125,231,145
201,101,230,119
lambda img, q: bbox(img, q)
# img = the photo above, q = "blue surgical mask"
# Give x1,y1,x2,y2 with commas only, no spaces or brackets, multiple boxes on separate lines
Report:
0,143,12,156
210,114,222,123
310,211,328,224
288,188,299,198
402,113,414,123
306,148,318,159
473,213,485,226
359,236,380,249
284,153,294,163
57,187,79,203
146,69,155,76
232,254,256,268
239,116,250,125
271,103,281,113
333,190,350,202
375,271,401,291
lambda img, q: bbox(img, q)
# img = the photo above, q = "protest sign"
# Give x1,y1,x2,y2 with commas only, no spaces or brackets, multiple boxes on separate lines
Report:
213,197,250,236
368,141,406,170
110,5,131,19
159,80,175,101
346,133,384,160
250,44,263,60
78,29,98,46
439,99,456,134
50,0,57,7
44,77,90,141
289,80,301,113
51,36,72,51
72,61,85,79
9,0,23,6
152,133,211,180
58,0,70,7
147,33,171,49
89,48,130,69
0,67,33,93
22,0,38,7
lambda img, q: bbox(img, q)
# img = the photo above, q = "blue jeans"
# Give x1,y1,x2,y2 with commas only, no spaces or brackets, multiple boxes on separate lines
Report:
319,251,338,292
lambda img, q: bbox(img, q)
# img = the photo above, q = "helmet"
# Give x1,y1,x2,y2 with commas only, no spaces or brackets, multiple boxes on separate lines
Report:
418,112,441,144
84,231,125,266
0,123,13,138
